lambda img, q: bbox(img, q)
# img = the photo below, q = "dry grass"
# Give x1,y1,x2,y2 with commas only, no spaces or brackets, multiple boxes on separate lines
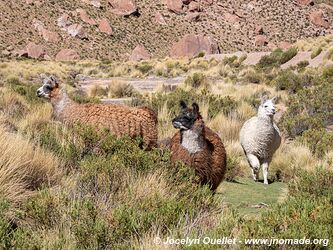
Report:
108,80,136,98
0,125,61,205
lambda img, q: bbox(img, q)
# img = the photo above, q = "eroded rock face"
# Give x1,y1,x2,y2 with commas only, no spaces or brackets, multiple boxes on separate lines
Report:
108,0,138,16
170,34,219,57
278,41,292,50
57,14,71,29
129,45,150,61
309,10,330,29
166,0,183,14
98,18,113,35
55,49,80,61
42,29,60,43
185,12,200,22
297,0,314,6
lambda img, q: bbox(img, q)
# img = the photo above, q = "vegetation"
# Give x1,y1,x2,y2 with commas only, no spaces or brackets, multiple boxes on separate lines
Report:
0,57,332,249
257,48,298,69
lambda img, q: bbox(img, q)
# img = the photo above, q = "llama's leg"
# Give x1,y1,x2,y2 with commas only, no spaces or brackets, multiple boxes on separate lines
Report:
247,154,260,182
262,162,269,185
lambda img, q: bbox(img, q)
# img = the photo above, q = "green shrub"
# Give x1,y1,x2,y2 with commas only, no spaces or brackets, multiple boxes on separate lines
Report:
279,47,298,64
296,60,309,71
224,155,243,182
135,62,153,75
271,69,302,93
257,47,298,69
311,47,322,59
185,72,207,88
298,129,333,157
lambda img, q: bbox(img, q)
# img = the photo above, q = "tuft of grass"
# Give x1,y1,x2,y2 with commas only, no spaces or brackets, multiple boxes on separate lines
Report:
108,80,137,98
311,47,322,59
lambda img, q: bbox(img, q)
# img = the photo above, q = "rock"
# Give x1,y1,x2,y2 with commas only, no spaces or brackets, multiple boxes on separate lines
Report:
32,19,44,33
26,0,34,4
108,0,138,16
188,1,200,12
57,14,71,29
182,0,193,4
170,34,219,57
255,25,264,35
55,49,80,61
267,42,277,50
297,0,314,6
155,12,167,25
309,10,330,29
77,9,96,25
67,24,86,39
82,0,101,8
224,12,240,24
254,35,267,46
98,18,113,35
201,0,213,5
42,29,60,43
26,42,45,59
166,0,183,14
129,45,150,61
185,12,200,22
278,41,292,50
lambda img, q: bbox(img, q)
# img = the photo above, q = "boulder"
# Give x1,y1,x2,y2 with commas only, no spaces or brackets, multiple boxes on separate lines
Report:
309,10,330,29
98,18,113,35
188,1,200,12
25,42,45,59
224,12,240,24
129,45,150,61
32,19,44,33
201,0,213,5
55,49,80,61
254,35,267,46
67,24,86,39
166,0,183,14
82,0,101,8
42,29,60,43
108,0,138,16
170,34,219,57
255,25,264,35
185,12,200,22
57,14,71,29
155,12,167,25
77,9,96,25
182,0,194,4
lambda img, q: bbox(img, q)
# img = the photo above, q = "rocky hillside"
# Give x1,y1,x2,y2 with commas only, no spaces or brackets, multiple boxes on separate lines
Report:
0,0,332,61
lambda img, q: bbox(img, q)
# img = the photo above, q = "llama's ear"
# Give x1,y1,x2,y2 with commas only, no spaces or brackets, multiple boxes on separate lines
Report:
271,96,278,104
50,76,59,88
192,102,199,114
180,100,187,110
260,95,269,104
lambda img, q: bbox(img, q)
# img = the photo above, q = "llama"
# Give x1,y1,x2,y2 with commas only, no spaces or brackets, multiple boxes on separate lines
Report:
239,96,281,184
36,75,158,148
170,101,227,191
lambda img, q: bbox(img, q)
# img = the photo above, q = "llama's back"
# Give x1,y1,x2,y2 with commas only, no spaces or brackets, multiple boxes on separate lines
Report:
62,103,158,147
240,116,281,161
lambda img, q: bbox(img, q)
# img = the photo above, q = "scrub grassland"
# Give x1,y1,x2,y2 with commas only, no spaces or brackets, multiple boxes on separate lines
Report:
0,50,332,249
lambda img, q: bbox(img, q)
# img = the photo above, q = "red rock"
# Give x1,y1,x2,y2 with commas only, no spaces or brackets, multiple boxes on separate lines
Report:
67,24,86,39
108,0,138,16
201,0,213,5
166,0,183,14
26,42,45,59
155,12,167,25
297,0,314,6
267,42,277,50
278,41,292,50
26,0,34,4
129,45,150,61
82,0,101,8
185,12,200,22
188,1,200,12
55,49,80,61
255,25,264,35
224,12,240,24
42,29,60,43
77,9,96,25
57,14,71,29
170,34,219,58
98,18,113,35
309,10,330,29
254,35,267,46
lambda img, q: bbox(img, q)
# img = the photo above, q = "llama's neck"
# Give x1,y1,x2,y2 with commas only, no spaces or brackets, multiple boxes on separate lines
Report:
257,113,274,124
181,127,206,154
50,88,73,119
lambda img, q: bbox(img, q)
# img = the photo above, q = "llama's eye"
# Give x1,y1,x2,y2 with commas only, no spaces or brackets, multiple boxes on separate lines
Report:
264,105,268,108
45,85,52,90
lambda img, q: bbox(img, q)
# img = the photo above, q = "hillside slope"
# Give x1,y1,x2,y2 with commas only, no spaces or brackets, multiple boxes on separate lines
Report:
0,0,332,60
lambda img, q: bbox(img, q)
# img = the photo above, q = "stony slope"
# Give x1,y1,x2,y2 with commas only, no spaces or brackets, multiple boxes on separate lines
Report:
0,0,332,61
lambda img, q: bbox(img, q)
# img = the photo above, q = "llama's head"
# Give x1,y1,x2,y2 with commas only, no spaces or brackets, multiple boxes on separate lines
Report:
36,74,59,99
172,101,202,131
258,96,278,118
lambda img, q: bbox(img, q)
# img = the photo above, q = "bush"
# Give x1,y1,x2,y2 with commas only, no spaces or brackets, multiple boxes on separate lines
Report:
298,129,333,157
108,80,136,98
257,47,298,69
279,47,298,64
311,47,322,59
271,69,302,93
184,72,208,88
296,60,309,71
